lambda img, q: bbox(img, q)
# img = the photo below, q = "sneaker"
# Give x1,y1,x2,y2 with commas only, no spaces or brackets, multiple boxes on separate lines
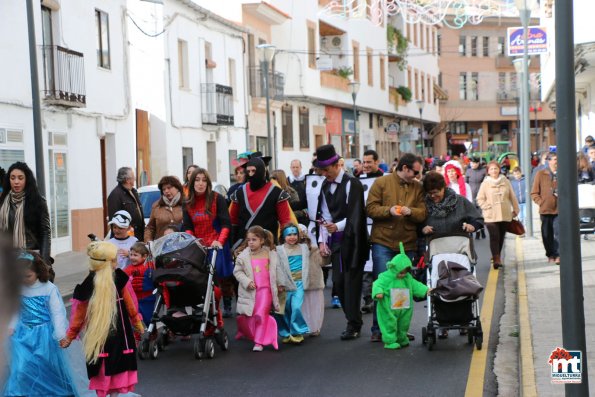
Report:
331,296,342,309
370,332,382,342
252,344,263,352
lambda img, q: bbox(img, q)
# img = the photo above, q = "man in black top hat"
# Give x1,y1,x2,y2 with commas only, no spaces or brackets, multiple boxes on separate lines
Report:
314,144,369,340
229,155,292,249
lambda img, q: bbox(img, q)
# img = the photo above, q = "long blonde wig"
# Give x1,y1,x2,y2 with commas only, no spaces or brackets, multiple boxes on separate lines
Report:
84,241,118,363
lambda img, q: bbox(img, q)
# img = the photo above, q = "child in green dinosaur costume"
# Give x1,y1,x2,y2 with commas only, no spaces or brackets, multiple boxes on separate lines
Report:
372,242,429,349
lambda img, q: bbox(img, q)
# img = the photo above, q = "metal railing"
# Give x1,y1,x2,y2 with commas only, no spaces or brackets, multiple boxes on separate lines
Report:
496,90,518,102
41,45,86,107
249,67,285,100
201,83,234,125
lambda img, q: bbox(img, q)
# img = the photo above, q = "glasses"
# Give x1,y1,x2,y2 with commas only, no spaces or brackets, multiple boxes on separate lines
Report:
408,168,420,176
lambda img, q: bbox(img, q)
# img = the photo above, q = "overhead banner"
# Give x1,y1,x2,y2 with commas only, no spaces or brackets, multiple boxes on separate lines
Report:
507,26,548,56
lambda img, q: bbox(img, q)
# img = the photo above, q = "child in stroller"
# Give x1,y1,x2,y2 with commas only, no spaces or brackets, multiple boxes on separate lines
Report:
422,233,484,351
138,232,229,360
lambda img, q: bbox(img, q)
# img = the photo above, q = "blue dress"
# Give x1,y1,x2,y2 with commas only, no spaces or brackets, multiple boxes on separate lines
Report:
3,281,78,397
277,254,310,337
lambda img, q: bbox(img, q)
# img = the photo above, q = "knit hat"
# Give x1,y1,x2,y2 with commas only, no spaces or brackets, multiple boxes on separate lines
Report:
443,160,467,198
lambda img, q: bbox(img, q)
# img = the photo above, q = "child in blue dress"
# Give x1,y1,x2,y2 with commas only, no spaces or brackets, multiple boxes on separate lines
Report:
3,251,78,397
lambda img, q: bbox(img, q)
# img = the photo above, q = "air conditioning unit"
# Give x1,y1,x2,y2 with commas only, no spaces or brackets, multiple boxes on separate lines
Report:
330,36,342,49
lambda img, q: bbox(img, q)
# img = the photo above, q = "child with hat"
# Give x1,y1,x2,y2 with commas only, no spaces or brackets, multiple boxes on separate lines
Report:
107,210,138,269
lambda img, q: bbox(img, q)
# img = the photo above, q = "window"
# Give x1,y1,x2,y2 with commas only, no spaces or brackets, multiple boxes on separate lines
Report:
177,39,189,88
367,48,373,86
459,72,467,100
95,9,110,69
471,72,478,100
48,132,69,238
369,113,373,129
407,68,412,92
483,37,489,56
182,147,194,175
413,23,418,47
414,70,419,99
228,58,236,100
420,24,424,50
498,72,506,92
437,32,442,55
353,42,360,81
421,72,425,102
380,55,385,90
282,104,293,148
471,36,477,56
427,75,432,103
438,72,443,87
498,37,505,55
299,107,310,149
450,122,467,134
308,24,316,68
459,36,466,56
510,72,518,92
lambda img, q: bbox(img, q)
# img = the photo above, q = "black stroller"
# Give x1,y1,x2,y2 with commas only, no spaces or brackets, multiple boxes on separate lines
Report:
138,232,229,360
421,233,484,351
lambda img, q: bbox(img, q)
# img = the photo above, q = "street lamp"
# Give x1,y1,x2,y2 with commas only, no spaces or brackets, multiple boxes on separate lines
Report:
530,101,542,151
416,100,425,157
256,44,276,169
348,80,360,158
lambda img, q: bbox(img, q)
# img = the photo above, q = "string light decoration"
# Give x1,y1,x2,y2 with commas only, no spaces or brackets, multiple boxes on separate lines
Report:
318,0,520,29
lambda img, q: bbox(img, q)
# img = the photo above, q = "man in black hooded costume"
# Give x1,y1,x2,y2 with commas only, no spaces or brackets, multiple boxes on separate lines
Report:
229,154,292,249
314,144,369,340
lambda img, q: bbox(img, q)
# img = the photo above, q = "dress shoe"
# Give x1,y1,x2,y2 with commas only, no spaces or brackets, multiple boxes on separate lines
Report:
361,300,374,314
340,329,361,340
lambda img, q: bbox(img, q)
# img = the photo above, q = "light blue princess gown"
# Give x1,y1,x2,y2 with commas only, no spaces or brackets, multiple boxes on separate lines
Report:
276,245,310,338
3,280,78,397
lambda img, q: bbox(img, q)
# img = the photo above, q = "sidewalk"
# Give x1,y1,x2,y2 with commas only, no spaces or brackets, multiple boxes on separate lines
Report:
53,250,88,303
510,213,595,395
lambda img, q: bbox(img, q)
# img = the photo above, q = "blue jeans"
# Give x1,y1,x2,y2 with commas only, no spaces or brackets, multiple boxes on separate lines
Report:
370,243,416,333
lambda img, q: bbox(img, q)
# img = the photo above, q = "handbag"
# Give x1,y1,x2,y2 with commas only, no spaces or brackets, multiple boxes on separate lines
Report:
434,261,483,300
507,218,525,235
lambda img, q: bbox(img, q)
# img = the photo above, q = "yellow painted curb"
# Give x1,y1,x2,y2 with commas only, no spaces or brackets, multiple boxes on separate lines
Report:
516,237,538,397
464,263,499,397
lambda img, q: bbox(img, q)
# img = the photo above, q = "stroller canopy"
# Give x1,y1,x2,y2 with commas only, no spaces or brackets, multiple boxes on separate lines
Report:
151,232,198,258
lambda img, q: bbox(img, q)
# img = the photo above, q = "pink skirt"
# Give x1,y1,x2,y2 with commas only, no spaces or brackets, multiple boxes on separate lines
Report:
89,362,137,397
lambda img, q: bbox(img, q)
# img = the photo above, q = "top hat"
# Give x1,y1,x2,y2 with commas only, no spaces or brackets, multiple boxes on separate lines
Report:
313,144,340,168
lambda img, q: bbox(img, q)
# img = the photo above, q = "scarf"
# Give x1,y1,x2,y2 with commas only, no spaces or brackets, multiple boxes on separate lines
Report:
162,191,181,209
0,191,26,248
426,187,458,218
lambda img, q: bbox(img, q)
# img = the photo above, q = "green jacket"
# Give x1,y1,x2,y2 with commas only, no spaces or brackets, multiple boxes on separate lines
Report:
366,173,426,251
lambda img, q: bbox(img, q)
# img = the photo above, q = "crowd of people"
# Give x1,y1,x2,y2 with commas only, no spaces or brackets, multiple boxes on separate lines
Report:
2,142,566,396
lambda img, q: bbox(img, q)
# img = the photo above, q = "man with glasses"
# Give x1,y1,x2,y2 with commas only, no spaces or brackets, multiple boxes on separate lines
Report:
366,153,426,342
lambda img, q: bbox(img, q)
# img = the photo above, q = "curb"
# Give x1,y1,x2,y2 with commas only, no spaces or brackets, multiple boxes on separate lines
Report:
516,237,537,397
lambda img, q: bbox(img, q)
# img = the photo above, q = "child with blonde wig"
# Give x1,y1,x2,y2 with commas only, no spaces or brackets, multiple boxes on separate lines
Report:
61,241,144,397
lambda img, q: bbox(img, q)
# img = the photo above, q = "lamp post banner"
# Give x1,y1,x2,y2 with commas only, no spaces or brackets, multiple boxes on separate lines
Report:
507,26,548,56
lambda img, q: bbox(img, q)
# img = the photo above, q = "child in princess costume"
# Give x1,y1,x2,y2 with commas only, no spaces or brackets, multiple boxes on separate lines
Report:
373,243,429,350
61,241,145,397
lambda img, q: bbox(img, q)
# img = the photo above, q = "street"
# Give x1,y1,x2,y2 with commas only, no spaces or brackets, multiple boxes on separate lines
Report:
134,238,503,397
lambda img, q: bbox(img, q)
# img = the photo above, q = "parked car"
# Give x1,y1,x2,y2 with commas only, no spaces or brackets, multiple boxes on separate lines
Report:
137,183,228,225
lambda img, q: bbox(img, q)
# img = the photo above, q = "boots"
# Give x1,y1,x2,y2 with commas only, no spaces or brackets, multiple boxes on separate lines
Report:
492,255,502,270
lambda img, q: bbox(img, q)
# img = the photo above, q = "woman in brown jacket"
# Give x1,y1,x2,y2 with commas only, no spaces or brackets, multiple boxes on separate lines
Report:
144,176,184,241
476,161,520,269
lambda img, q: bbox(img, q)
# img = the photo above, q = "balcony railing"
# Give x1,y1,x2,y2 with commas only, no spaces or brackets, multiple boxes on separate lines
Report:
496,90,518,103
249,67,285,99
41,45,86,107
201,83,234,125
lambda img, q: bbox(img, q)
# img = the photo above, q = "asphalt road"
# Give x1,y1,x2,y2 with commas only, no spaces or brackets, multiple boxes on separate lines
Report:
134,237,504,397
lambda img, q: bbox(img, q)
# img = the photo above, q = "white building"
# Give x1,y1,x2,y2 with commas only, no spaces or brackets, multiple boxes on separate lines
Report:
190,0,441,171
127,0,248,187
541,0,593,145
0,0,135,252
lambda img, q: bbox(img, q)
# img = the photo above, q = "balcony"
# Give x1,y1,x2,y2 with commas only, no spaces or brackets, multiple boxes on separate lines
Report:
495,55,514,69
249,67,285,99
201,83,234,126
496,90,518,103
320,70,350,92
41,46,86,107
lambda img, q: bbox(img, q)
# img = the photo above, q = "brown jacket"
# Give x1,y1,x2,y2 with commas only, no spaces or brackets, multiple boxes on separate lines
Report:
531,168,558,215
366,173,426,251
476,176,520,223
144,201,184,241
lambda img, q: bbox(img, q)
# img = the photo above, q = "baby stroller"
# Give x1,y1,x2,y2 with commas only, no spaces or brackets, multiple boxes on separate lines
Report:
421,233,484,351
138,232,229,360
578,183,595,239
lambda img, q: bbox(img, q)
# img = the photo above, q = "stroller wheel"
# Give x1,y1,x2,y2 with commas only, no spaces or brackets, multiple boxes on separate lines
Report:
421,327,427,345
158,328,169,351
475,335,483,350
138,338,150,360
149,339,159,360
467,329,474,345
204,339,215,359
215,330,229,351
194,337,206,360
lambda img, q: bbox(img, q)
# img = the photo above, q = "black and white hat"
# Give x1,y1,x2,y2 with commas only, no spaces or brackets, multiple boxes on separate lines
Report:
108,210,132,228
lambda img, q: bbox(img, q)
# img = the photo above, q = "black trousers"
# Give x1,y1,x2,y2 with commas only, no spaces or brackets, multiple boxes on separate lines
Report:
540,214,559,258
485,222,509,258
331,246,363,331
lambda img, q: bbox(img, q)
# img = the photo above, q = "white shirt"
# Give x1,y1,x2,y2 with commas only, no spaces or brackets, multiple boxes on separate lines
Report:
449,181,474,203
318,170,351,241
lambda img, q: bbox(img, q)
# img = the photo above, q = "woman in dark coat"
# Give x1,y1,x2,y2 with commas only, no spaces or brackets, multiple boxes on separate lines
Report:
0,162,52,276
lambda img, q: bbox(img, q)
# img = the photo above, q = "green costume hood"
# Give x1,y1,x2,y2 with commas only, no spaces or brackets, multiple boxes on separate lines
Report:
387,242,412,274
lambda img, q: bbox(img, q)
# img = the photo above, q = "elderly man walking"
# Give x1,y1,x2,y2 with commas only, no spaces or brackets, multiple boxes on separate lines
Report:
366,153,426,341
107,167,144,241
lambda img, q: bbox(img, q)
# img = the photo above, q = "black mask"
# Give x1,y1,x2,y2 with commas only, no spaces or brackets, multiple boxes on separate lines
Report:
246,158,267,191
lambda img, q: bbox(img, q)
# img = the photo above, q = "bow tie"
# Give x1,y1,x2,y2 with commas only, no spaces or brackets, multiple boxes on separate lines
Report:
325,180,339,185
